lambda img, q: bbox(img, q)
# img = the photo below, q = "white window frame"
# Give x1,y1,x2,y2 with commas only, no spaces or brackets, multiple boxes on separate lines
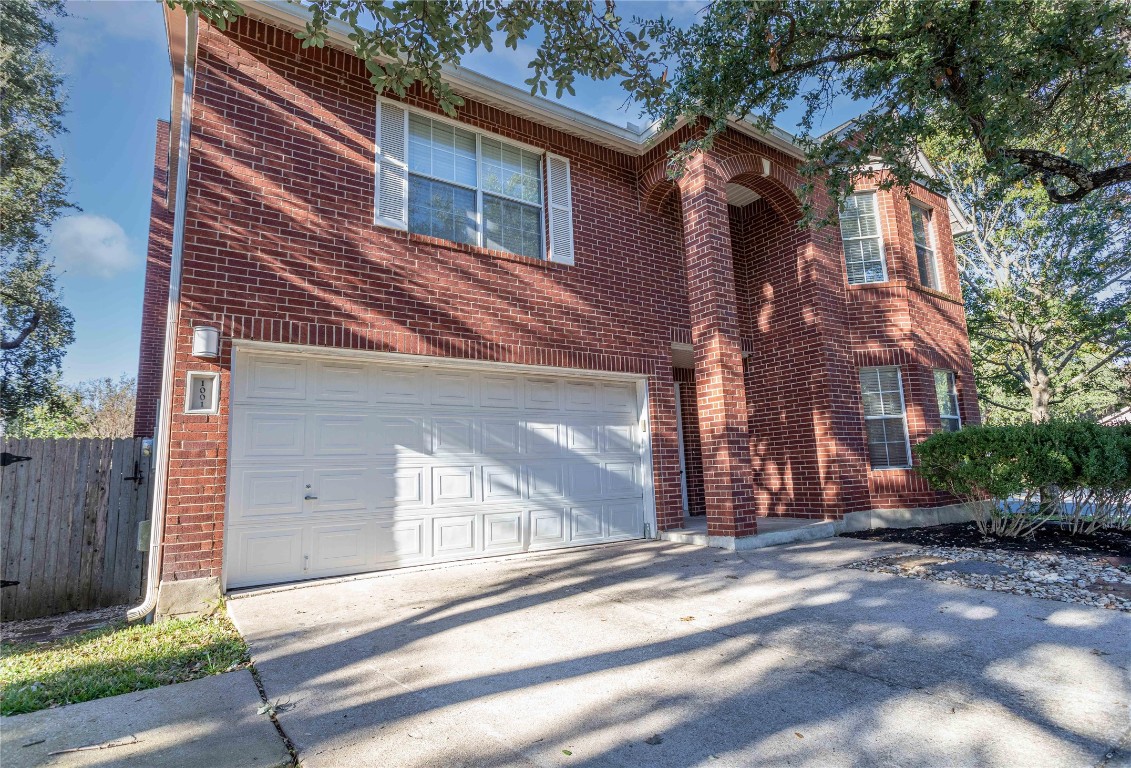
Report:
933,368,961,432
375,98,549,261
859,365,913,470
839,191,888,285
910,201,941,291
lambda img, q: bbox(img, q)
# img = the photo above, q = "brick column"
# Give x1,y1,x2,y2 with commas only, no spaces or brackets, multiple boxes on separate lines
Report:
678,155,757,539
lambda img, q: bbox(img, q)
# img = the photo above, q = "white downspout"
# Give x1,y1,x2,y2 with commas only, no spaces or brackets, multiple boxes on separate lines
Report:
128,12,197,623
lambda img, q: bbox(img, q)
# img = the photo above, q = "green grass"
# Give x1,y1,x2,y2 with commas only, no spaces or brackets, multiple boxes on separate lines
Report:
0,612,249,716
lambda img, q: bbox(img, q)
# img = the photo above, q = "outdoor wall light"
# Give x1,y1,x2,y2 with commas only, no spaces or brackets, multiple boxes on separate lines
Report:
191,325,220,358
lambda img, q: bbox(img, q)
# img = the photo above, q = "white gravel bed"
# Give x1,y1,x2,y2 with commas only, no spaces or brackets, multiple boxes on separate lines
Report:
846,546,1131,612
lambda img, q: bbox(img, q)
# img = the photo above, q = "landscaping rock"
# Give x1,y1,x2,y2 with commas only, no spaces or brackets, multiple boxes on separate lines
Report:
924,560,1016,577
846,545,1131,612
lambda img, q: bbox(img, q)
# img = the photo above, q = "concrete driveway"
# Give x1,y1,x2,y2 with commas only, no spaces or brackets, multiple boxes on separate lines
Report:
227,538,1131,767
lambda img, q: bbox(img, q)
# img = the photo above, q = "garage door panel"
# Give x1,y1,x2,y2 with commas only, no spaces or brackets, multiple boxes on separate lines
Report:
607,501,643,539
374,465,426,508
527,462,565,498
564,462,603,499
525,378,561,410
433,515,476,556
530,507,565,545
526,423,561,456
312,361,368,403
601,383,637,414
234,411,306,459
563,380,599,411
375,368,426,404
433,418,475,455
481,375,520,408
312,413,369,456
234,469,304,523
565,423,600,454
241,356,307,401
432,466,475,504
570,506,603,542
309,468,369,513
374,417,429,455
605,462,643,498
433,372,476,407
310,522,371,572
482,420,522,455
231,527,304,587
605,424,636,454
226,351,649,588
483,465,522,502
376,518,428,563
484,511,523,551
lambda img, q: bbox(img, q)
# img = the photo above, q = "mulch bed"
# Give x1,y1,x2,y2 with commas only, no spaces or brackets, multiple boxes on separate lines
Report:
841,521,1131,561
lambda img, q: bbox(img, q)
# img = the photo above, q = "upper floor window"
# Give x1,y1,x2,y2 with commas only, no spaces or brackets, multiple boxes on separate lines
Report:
839,192,887,285
910,203,940,290
859,366,912,469
374,100,574,263
933,369,961,432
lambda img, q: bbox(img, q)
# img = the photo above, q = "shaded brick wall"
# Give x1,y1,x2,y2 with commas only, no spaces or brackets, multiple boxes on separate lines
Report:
134,119,174,438
673,368,705,517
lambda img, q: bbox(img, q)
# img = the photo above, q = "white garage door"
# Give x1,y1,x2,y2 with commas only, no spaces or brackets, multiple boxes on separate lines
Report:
225,349,650,588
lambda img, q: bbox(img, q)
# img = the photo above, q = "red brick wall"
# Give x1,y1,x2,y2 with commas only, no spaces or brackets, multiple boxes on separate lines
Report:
133,119,174,438
846,178,979,509
157,18,691,581
146,16,977,579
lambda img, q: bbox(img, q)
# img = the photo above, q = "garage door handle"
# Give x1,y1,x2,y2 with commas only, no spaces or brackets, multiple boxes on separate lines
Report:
304,494,318,500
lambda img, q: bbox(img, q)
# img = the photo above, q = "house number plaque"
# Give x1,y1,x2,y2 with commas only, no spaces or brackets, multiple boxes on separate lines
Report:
185,371,220,414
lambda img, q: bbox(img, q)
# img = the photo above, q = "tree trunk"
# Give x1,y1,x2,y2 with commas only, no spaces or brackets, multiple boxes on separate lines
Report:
1026,356,1052,423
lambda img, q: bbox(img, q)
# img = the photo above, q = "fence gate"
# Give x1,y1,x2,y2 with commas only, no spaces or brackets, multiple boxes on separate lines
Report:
1,438,153,622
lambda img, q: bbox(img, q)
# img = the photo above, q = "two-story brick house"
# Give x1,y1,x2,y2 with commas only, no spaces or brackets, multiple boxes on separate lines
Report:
133,2,977,615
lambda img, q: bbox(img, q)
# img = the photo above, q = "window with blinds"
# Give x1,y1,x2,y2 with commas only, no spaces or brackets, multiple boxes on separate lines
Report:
374,100,575,264
859,366,912,469
910,203,940,290
839,192,887,285
933,369,961,432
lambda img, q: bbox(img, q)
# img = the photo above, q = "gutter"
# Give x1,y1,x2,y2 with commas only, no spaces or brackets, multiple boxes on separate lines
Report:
128,9,198,623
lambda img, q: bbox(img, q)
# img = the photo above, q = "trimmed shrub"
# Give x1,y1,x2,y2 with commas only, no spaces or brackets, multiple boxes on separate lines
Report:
914,421,1131,537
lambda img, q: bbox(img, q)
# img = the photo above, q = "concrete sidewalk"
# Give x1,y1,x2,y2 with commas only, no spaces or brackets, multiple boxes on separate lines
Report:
229,537,1131,768
1,670,291,768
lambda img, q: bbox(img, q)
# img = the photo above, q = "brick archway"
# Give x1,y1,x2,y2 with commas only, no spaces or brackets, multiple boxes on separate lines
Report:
641,151,805,224
716,153,805,223
639,160,678,212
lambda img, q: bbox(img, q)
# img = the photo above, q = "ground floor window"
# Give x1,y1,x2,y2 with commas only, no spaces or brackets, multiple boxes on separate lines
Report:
933,369,961,432
859,366,912,469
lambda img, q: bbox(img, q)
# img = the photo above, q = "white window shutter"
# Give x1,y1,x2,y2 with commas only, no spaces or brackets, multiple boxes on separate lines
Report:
375,100,408,229
545,153,574,264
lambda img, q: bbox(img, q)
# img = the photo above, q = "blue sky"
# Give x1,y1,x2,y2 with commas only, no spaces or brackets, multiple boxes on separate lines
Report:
52,0,856,385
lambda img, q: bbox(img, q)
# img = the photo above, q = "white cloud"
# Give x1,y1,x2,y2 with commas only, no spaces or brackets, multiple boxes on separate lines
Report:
57,1,164,73
48,214,139,278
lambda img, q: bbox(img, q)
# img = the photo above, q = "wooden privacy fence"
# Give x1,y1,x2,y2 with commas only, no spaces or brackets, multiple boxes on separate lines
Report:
1,438,154,622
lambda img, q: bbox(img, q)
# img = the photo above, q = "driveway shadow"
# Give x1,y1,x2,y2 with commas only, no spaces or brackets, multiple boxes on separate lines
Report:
228,538,1131,767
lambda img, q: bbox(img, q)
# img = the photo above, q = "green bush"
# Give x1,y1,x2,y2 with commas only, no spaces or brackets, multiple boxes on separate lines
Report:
914,421,1131,537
